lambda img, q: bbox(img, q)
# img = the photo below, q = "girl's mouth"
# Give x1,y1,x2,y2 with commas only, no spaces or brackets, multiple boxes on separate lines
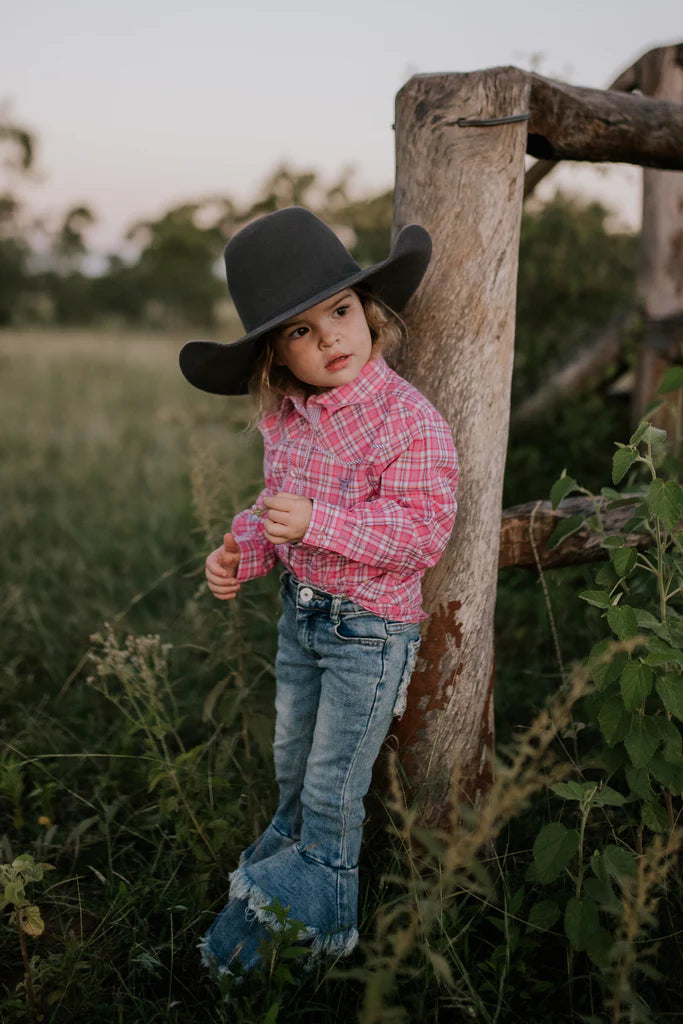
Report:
326,354,350,370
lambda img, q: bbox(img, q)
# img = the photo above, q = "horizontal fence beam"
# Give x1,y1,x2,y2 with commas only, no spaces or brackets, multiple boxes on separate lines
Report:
499,496,649,570
525,68,683,170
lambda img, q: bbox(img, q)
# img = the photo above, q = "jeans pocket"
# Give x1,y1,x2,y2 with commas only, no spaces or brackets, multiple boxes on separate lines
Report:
333,611,387,647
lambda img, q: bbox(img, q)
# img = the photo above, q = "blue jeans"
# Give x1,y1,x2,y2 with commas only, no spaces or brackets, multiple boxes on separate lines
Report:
200,572,420,971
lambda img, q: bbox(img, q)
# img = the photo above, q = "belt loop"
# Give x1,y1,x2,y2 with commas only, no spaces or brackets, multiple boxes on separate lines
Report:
330,594,342,623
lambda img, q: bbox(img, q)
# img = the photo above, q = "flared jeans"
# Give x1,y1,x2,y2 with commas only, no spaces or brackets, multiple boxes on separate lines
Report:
200,572,421,972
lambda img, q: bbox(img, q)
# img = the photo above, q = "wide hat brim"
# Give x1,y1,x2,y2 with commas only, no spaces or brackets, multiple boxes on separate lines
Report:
179,223,431,396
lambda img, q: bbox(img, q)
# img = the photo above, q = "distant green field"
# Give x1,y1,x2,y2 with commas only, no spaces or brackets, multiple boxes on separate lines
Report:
0,328,264,682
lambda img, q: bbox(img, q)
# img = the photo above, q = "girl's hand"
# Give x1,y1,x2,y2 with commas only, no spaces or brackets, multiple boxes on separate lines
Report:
262,493,313,544
205,532,241,600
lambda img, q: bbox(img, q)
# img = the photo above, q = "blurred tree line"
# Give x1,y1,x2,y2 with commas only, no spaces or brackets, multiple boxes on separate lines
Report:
1,109,636,340
1,110,639,497
0,111,394,328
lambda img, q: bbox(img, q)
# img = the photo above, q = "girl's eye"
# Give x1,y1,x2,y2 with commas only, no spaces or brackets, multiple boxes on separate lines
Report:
286,326,307,339
334,305,350,318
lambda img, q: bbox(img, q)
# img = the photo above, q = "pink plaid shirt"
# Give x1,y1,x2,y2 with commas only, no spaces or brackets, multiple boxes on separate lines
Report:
232,356,459,622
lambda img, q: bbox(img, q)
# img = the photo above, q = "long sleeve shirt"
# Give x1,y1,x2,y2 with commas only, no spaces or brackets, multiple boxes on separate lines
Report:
231,356,459,622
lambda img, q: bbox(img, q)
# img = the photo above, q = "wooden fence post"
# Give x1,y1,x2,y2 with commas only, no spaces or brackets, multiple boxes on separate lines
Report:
632,45,683,430
391,69,530,826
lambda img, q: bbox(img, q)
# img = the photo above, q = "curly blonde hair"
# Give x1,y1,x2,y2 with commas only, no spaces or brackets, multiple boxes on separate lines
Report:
248,290,406,420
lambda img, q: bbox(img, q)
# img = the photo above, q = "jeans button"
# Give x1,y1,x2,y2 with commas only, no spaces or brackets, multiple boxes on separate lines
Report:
299,587,314,603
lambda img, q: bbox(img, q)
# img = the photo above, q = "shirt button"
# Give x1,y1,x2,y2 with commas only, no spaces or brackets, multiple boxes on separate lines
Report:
299,587,314,603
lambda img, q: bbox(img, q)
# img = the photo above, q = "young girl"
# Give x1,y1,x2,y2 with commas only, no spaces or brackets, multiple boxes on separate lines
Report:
179,206,459,974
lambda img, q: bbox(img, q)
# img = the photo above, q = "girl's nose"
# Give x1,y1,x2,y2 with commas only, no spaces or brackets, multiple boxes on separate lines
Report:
319,331,337,349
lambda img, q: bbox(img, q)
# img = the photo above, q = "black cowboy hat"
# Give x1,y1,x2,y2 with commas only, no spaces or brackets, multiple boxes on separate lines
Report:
179,206,431,395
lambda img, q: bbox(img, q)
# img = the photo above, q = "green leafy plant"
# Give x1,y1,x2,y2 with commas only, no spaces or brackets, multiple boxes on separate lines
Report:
1,853,54,1018
527,370,683,1016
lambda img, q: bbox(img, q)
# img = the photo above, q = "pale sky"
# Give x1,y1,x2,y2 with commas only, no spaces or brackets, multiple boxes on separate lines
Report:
3,0,681,253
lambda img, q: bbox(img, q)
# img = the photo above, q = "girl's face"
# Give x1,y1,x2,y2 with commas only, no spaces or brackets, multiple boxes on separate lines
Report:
273,289,373,391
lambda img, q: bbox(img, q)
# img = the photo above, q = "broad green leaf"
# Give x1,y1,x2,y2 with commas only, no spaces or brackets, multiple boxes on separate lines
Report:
581,876,618,917
579,590,611,609
599,696,632,746
3,880,24,906
633,608,669,639
18,904,44,937
612,447,638,485
655,673,683,721
645,635,683,666
649,755,675,788
624,717,661,768
603,844,636,878
667,762,683,796
620,661,653,711
654,716,682,763
551,780,593,802
602,535,625,550
629,421,650,446
263,1002,280,1024
508,885,525,916
612,547,637,577
640,425,667,451
590,851,608,881
586,926,616,968
667,615,683,646
607,605,638,641
550,474,578,510
564,896,599,952
602,487,641,508
589,640,628,690
12,855,36,872
602,486,626,498
658,366,683,394
547,514,585,550
592,784,626,807
647,479,683,532
622,514,648,532
642,801,669,833
595,564,619,588
625,763,653,800
584,877,616,906
532,823,579,883
527,899,560,932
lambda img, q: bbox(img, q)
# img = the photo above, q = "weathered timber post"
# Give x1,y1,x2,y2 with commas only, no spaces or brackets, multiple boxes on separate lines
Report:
391,69,530,825
632,45,683,430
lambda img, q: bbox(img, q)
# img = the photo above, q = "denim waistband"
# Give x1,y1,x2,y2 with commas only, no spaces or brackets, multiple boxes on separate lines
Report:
281,571,362,617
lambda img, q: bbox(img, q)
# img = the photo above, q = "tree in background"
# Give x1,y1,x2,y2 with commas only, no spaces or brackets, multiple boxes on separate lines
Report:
0,107,35,325
124,203,226,327
236,163,393,266
33,205,99,324
96,165,392,327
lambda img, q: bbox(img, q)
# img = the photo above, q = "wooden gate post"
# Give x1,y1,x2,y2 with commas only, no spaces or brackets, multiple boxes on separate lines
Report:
632,45,683,430
391,69,530,826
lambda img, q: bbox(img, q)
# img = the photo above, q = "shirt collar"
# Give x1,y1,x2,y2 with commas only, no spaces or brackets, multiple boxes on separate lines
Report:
285,357,390,417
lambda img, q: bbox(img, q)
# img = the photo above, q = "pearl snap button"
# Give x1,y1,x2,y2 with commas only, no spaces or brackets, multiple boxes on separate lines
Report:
299,587,314,603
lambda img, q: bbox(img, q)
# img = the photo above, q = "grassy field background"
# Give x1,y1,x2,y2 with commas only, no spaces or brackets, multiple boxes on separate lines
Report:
3,329,677,1024
0,329,294,1021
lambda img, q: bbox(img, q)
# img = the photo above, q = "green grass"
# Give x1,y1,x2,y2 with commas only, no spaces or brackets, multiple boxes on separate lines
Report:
1,330,680,1024
0,329,288,1021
